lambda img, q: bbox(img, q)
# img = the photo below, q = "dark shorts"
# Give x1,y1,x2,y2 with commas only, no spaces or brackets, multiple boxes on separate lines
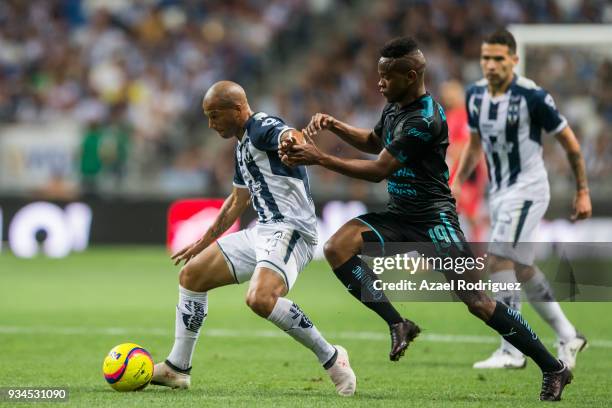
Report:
355,210,474,260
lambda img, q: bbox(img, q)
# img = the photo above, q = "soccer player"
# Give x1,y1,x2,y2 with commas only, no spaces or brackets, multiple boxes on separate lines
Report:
452,29,591,370
151,81,356,396
281,37,572,401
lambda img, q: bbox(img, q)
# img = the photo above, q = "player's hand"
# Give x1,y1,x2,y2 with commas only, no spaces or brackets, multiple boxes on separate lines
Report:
303,113,336,138
571,189,592,221
278,134,297,157
281,132,324,166
171,240,207,265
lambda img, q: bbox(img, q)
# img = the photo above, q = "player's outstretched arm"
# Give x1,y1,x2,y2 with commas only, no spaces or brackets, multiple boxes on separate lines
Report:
554,125,592,221
171,186,251,265
318,149,402,182
282,132,401,182
451,131,483,195
303,113,382,154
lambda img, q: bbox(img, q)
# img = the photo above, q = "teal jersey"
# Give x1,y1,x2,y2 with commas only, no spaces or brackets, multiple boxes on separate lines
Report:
374,93,455,219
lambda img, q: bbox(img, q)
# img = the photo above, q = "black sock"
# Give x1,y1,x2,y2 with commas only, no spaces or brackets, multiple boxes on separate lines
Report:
333,255,403,326
165,359,192,375
322,347,338,370
486,301,562,372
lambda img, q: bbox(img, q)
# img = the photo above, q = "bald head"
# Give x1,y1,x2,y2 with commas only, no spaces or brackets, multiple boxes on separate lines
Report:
203,80,249,111
202,81,253,140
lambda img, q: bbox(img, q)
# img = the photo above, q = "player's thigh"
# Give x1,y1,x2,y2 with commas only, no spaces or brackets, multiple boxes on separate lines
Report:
253,225,314,290
489,197,548,243
216,228,258,285
324,217,378,266
488,197,548,266
179,242,236,292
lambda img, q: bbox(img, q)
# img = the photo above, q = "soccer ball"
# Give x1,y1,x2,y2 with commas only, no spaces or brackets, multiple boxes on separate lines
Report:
102,343,154,391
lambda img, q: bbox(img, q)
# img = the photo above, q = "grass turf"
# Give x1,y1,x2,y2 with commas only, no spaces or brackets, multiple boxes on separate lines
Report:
1,246,611,407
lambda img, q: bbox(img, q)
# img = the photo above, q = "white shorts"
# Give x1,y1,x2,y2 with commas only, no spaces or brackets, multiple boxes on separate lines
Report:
216,223,315,290
488,195,549,266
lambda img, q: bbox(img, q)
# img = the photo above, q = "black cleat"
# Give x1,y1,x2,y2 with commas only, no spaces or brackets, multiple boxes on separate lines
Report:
540,361,573,401
389,318,421,361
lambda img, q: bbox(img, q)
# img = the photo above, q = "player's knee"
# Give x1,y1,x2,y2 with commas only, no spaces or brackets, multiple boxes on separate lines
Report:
179,262,212,292
323,239,339,262
514,263,534,283
245,287,278,318
179,263,199,291
466,296,495,321
324,237,352,267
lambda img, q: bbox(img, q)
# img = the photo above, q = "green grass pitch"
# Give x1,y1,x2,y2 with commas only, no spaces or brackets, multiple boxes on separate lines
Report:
1,247,611,407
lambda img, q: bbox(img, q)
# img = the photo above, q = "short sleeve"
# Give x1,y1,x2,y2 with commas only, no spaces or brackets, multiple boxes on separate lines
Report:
531,89,567,134
465,86,481,132
384,118,431,164
232,151,247,188
249,113,293,151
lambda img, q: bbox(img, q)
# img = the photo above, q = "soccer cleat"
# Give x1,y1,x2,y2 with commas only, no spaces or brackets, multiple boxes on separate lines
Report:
473,348,527,369
540,361,573,401
556,332,588,370
326,345,356,396
150,361,191,389
389,318,421,361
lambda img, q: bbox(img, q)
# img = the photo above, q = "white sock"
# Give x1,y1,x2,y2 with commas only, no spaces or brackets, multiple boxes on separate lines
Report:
523,267,576,342
167,286,208,371
491,269,523,357
267,297,336,367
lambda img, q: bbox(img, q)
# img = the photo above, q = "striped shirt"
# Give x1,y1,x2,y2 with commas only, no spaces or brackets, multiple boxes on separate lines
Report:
233,112,317,244
466,75,567,197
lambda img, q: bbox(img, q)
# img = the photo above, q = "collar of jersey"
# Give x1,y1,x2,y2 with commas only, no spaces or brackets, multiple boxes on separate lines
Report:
240,112,261,145
486,74,519,102
396,92,430,111
238,130,249,145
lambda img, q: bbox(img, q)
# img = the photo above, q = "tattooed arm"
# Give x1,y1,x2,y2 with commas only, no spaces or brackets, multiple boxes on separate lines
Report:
555,126,592,221
171,186,251,265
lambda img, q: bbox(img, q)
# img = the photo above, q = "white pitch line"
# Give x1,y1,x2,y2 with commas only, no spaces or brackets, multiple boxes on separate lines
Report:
1,325,611,348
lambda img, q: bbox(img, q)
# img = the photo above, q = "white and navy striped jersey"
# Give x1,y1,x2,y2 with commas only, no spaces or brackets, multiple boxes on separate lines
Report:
466,75,567,198
233,112,317,244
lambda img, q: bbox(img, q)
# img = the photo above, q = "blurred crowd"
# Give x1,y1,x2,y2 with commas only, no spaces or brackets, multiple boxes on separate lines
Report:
0,0,323,196
0,0,610,201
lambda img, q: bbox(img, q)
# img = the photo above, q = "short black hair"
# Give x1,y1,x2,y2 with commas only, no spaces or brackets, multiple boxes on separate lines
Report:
380,37,419,58
484,29,517,54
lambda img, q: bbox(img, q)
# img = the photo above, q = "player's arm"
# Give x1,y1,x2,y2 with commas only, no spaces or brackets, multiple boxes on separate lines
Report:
171,186,251,265
454,86,486,192
318,149,401,182
303,113,382,154
452,131,483,187
282,133,401,182
554,125,592,221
